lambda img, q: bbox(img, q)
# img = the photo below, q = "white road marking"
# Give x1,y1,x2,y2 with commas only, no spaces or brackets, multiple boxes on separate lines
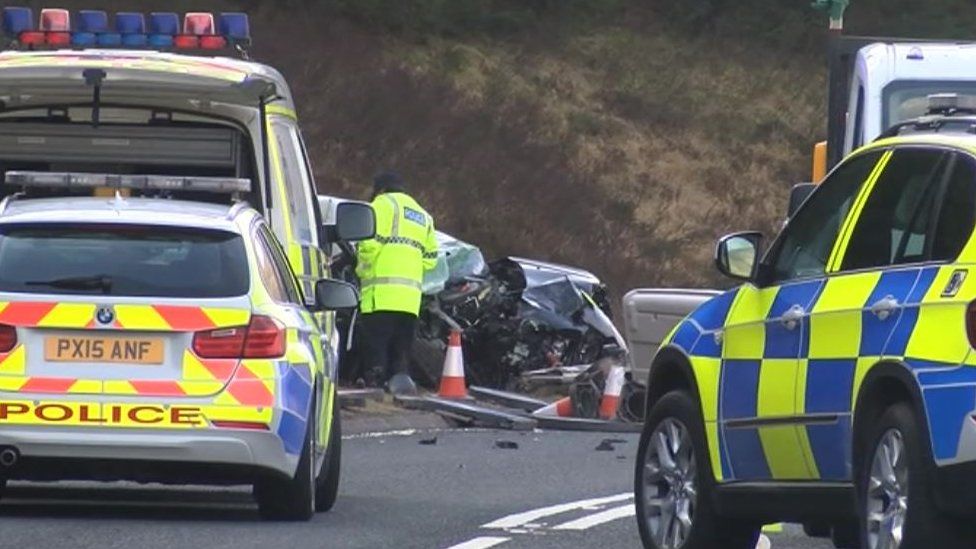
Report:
444,536,511,549
481,492,633,529
550,503,635,530
342,429,417,440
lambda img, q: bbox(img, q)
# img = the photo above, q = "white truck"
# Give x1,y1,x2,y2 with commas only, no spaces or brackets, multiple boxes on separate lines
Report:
623,36,976,382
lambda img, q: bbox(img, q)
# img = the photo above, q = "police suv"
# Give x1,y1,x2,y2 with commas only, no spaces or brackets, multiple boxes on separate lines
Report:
0,8,374,520
636,95,976,549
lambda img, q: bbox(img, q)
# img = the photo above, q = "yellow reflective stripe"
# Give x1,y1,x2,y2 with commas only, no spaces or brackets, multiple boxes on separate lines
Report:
808,272,877,359
826,150,892,272
757,358,816,479
266,104,297,119
851,356,877,410
793,359,821,478
693,358,721,422
115,304,168,331
38,303,96,328
103,380,138,394
384,194,401,237
722,286,775,360
0,345,26,376
67,379,101,394
705,422,723,481
905,266,972,363
202,307,250,328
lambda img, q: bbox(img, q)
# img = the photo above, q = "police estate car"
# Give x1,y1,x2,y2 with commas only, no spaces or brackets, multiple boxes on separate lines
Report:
636,97,976,549
0,192,359,521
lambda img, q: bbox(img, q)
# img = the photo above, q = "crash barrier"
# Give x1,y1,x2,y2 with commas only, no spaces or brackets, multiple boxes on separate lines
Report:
599,366,625,420
437,330,468,399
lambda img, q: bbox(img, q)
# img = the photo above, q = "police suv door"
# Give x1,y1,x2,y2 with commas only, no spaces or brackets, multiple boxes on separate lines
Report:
719,149,883,481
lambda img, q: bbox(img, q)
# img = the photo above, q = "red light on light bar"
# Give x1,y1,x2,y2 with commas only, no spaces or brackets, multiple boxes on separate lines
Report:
46,31,71,46
211,420,269,431
183,12,214,35
18,31,45,46
174,34,199,49
199,35,226,50
39,8,70,32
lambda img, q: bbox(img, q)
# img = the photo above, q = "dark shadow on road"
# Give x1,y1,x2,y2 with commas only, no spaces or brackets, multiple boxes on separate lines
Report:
0,483,263,522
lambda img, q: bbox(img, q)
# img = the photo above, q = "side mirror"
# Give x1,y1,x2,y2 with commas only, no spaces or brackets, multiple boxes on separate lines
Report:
314,279,360,311
788,183,817,218
715,231,763,281
335,201,375,242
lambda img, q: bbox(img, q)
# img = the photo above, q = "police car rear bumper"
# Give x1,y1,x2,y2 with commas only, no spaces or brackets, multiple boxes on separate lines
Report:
0,425,298,480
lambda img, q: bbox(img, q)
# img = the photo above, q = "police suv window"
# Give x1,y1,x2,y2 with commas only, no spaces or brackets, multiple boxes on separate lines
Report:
254,226,295,304
258,225,303,305
765,150,883,283
271,119,316,247
840,149,947,271
932,155,976,262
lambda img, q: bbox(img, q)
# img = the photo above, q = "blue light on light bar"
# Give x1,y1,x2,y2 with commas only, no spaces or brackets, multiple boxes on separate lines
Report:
97,32,121,46
149,12,178,35
2,7,34,36
218,12,250,41
77,10,108,32
71,32,96,46
116,12,145,34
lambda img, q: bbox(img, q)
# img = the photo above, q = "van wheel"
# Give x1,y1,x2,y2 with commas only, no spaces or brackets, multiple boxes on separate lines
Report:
255,418,315,521
635,391,758,549
315,407,342,512
858,403,967,548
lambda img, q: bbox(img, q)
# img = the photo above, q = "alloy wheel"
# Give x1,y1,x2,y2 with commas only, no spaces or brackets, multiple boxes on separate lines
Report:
641,418,697,549
865,429,909,549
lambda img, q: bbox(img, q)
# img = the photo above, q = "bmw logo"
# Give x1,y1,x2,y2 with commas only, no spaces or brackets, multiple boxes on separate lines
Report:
95,306,115,326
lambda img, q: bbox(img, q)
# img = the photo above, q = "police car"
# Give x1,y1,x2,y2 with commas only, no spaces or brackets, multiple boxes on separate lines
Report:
0,190,359,521
636,95,976,549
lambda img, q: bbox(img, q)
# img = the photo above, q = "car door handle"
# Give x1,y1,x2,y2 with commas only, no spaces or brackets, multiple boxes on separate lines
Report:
869,295,899,321
780,305,805,330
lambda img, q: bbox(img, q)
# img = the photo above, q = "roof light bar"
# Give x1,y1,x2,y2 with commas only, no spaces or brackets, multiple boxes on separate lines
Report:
218,12,250,42
77,10,108,33
928,93,976,113
5,171,251,194
116,13,147,47
148,12,178,48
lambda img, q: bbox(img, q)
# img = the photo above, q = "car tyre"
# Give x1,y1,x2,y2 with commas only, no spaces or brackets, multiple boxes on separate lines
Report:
255,416,315,521
635,391,759,549
858,403,969,549
315,404,342,512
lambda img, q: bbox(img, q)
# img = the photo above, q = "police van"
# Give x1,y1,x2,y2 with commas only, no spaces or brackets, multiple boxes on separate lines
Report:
636,96,976,548
0,7,374,517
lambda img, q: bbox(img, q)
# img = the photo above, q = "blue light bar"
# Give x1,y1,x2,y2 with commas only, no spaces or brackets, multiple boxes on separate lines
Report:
218,12,250,41
116,12,145,34
77,10,107,33
149,12,178,35
71,33,96,46
97,32,121,46
2,7,34,36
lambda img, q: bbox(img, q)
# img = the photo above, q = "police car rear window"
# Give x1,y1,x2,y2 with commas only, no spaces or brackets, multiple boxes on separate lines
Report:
0,224,248,298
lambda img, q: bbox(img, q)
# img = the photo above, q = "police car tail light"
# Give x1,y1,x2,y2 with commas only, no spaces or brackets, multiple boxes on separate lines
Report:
241,316,285,358
192,315,284,359
0,324,17,354
967,301,976,349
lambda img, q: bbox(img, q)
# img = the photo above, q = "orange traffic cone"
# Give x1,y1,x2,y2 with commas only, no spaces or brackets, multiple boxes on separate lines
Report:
599,366,626,420
438,330,468,399
532,396,574,418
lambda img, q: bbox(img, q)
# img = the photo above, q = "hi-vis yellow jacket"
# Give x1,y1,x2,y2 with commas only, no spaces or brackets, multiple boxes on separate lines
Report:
356,192,439,315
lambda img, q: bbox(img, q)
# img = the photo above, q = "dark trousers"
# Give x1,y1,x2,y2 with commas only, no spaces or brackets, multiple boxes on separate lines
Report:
361,311,417,380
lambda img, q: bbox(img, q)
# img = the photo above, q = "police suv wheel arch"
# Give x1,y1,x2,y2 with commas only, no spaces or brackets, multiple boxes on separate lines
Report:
645,347,702,419
852,361,932,474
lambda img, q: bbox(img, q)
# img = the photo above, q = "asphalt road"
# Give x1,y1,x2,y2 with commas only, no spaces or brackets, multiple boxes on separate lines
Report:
0,428,832,549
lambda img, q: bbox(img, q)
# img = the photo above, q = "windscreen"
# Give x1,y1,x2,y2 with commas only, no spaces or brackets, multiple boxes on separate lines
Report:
884,80,976,129
0,224,248,298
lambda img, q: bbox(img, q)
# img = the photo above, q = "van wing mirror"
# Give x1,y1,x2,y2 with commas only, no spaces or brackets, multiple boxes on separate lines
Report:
323,201,375,244
715,231,763,281
788,183,817,218
314,279,360,311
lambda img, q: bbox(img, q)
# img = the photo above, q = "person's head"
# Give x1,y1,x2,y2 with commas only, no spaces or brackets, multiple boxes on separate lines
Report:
372,171,406,198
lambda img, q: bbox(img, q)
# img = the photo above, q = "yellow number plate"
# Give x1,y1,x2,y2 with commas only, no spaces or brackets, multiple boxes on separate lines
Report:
44,336,164,364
